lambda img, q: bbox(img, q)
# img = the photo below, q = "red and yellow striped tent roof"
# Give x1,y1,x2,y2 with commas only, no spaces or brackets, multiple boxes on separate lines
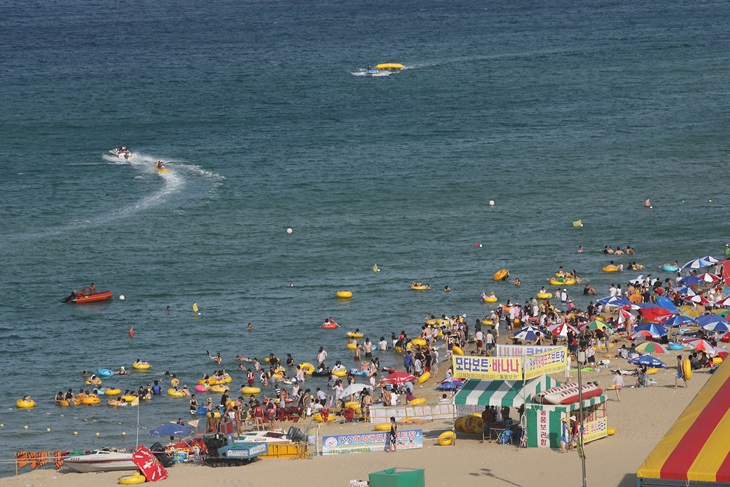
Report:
637,362,730,483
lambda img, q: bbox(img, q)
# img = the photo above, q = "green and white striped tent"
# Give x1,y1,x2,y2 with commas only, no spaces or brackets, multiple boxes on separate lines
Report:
525,395,607,448
453,376,561,407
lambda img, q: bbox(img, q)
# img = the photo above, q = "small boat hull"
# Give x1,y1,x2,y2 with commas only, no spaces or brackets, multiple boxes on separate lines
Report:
108,148,133,159
64,451,136,473
64,291,113,304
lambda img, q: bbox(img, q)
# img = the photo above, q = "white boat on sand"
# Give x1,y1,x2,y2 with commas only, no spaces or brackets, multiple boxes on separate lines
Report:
64,449,137,473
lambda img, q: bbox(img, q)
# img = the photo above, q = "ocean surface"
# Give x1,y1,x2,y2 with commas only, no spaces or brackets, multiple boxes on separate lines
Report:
1,0,729,477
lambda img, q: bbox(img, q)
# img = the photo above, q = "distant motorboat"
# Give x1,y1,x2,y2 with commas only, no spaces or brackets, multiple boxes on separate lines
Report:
109,146,133,159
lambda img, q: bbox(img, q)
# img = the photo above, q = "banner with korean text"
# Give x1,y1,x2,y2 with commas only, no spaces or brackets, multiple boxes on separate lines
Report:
452,355,522,380
523,347,569,380
321,429,423,455
495,344,564,358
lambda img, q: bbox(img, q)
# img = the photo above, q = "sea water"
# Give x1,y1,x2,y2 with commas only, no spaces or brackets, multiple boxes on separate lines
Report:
1,0,729,477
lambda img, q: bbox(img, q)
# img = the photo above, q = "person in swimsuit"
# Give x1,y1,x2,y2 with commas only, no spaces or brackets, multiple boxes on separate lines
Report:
388,416,398,452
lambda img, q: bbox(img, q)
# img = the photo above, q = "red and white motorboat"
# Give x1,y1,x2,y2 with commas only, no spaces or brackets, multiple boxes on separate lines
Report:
63,449,137,473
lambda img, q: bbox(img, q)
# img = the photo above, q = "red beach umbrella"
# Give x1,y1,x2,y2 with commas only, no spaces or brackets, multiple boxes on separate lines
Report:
380,371,418,386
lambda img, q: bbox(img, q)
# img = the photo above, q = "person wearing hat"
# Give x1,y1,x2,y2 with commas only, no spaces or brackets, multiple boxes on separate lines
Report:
725,244,730,259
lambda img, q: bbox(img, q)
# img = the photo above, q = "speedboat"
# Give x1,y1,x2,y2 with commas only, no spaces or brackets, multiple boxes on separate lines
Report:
62,291,113,304
109,146,133,159
63,449,136,473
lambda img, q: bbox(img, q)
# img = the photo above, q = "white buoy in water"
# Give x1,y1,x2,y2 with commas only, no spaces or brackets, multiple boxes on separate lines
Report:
489,200,495,207
286,228,293,234
119,295,125,301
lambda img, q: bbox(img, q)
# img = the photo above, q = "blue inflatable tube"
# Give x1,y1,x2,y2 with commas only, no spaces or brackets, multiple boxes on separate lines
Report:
662,265,679,272
97,368,115,378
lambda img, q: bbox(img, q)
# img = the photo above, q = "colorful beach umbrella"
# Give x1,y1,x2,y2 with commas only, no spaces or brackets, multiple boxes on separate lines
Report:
583,320,610,331
681,338,715,353
634,341,670,355
631,330,658,340
634,323,668,337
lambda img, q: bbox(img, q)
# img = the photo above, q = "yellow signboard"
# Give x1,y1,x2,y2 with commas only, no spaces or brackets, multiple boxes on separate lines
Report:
523,347,569,380
452,355,522,380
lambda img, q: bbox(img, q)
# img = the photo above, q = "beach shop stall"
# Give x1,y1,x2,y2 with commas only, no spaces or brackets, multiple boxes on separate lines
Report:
524,394,607,448
452,346,608,448
636,362,730,487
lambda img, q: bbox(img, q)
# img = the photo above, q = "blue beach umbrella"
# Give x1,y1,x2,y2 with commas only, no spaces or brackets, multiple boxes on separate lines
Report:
666,315,694,327
597,296,632,307
513,326,540,341
628,355,667,368
149,423,192,437
655,296,679,315
436,379,464,391
682,256,720,270
678,275,703,286
695,314,730,329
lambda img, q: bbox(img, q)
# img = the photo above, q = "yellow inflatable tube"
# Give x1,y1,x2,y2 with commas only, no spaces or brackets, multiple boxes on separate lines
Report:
438,431,456,446
417,372,430,384
104,388,121,396
167,389,185,397
374,423,391,431
452,346,464,356
347,332,364,339
493,269,509,281
336,290,353,299
299,362,315,375
346,343,357,350
536,292,553,300
313,413,335,422
482,296,498,303
332,369,347,378
132,362,150,370
118,472,146,485
241,386,261,395
408,397,426,405
602,265,619,273
16,400,36,409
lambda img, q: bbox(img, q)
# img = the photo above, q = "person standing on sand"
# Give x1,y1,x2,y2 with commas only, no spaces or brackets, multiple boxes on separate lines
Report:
611,371,623,401
387,417,398,452
675,355,686,388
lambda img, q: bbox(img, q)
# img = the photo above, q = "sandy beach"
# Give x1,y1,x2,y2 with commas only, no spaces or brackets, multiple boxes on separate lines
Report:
2,340,712,487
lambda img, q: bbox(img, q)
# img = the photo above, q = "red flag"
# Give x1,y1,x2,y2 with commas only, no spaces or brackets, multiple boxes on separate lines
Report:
132,445,167,482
